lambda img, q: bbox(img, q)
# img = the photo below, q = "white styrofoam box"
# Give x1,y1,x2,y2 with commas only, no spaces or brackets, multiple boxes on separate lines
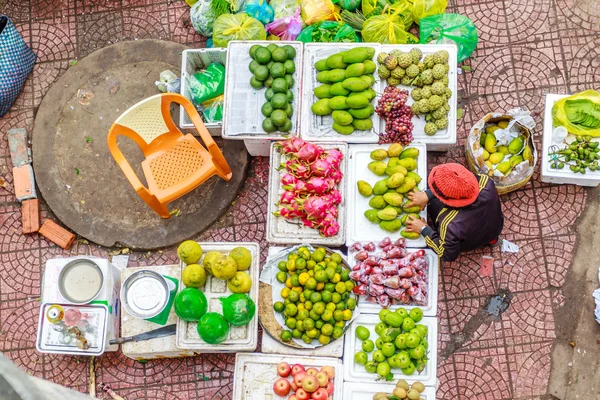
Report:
343,381,436,399
350,248,439,317
176,242,260,352
379,44,459,152
233,353,343,400
300,43,382,143
180,48,227,136
343,313,438,386
267,141,348,246
223,41,304,140
346,143,428,248
244,139,272,157
541,93,600,187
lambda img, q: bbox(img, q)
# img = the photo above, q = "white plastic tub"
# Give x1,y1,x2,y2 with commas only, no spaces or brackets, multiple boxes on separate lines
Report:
223,40,304,140
175,242,260,352
266,141,348,246
346,143,428,248
541,93,600,187
343,313,438,386
233,353,344,400
343,381,436,399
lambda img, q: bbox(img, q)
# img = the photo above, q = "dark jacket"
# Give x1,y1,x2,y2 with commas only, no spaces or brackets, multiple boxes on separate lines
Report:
421,174,504,262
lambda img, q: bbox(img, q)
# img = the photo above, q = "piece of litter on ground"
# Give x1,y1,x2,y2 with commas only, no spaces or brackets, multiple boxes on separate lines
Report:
479,256,494,277
111,255,129,270
501,239,519,253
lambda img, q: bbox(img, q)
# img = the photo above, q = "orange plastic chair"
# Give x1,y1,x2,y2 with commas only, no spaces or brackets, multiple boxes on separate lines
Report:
107,93,232,218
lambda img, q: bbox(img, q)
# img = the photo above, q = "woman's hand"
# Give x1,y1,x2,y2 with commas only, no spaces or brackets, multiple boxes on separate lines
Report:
405,191,429,211
405,215,427,234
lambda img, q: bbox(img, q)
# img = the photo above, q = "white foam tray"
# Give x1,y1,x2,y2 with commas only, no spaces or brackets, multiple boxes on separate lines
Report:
346,143,428,247
223,40,304,140
175,242,260,352
266,141,348,246
379,44,458,152
300,43,382,143
343,381,437,399
233,353,344,400
343,313,438,386
541,93,600,187
350,248,438,317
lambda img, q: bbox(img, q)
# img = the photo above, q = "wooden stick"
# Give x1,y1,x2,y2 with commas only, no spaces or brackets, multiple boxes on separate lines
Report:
99,382,126,400
89,356,96,397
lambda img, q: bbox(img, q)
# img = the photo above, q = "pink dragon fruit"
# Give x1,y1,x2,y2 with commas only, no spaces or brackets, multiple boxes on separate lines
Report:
279,191,296,205
301,218,319,228
277,137,306,154
321,220,340,237
327,189,342,205
287,180,307,194
280,173,298,187
326,148,344,164
324,205,338,218
303,196,329,220
306,177,330,195
285,160,311,180
310,158,334,177
329,168,343,184
275,207,294,219
321,153,341,169
294,142,324,162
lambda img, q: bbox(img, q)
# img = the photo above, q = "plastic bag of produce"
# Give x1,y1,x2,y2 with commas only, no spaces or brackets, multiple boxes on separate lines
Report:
297,20,360,42
212,14,266,48
412,0,447,24
420,13,478,62
552,90,600,137
190,0,217,36
155,70,181,93
266,8,303,40
243,0,275,25
361,6,409,44
201,94,224,123
300,0,338,25
339,0,361,11
187,63,226,105
271,0,301,18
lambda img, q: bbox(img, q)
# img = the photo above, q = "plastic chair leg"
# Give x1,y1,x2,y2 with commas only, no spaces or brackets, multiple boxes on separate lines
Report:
211,152,233,182
138,190,171,218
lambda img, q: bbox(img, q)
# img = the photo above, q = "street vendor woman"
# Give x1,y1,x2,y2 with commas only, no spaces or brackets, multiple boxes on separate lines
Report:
404,163,504,262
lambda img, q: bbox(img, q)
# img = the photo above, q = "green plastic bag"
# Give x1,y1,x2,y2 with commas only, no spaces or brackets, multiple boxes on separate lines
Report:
188,63,226,105
412,0,447,24
297,21,360,42
212,14,266,48
420,13,478,62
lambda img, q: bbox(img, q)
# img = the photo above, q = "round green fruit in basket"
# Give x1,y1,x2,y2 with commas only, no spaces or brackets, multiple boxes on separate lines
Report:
197,312,230,344
174,287,208,322
220,293,256,327
177,240,202,264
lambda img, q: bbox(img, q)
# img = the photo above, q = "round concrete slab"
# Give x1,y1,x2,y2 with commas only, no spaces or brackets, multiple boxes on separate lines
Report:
32,40,248,250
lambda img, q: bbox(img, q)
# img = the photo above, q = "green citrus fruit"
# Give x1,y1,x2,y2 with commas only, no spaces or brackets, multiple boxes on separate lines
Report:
220,293,255,326
255,47,271,64
270,93,287,109
283,59,295,74
272,47,287,62
267,44,277,53
284,74,294,88
250,76,263,90
182,264,207,288
174,288,207,322
177,240,202,264
270,110,287,127
254,65,269,81
270,62,285,78
265,88,275,101
249,45,260,59
273,301,284,313
281,330,292,342
283,45,296,59
264,76,274,88
197,312,229,344
262,118,276,133
284,103,293,117
248,59,259,73
271,78,288,94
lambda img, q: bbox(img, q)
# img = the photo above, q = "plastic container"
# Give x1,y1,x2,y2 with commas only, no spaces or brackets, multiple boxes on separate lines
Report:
266,141,348,246
233,353,344,399
175,242,260,352
541,94,600,187
222,40,304,140
343,381,436,399
180,48,227,136
346,143,428,248
343,313,438,386
300,43,382,143
349,248,439,317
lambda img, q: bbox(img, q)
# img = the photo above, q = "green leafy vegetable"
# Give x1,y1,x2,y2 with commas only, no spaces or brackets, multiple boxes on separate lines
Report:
552,90,600,137
564,99,600,128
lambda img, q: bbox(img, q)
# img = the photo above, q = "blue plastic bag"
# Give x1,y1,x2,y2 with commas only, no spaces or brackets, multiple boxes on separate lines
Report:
243,0,275,25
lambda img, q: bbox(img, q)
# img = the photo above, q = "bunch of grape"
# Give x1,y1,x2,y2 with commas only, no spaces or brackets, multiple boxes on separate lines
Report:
375,86,414,145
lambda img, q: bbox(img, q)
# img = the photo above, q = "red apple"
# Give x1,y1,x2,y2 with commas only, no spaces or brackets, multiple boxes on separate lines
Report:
289,396,298,400
325,381,334,395
320,366,335,380
311,388,328,400
278,362,291,378
315,372,328,388
296,388,310,400
273,378,291,397
291,364,305,376
305,367,319,376
301,374,319,393
293,371,307,388
290,381,298,392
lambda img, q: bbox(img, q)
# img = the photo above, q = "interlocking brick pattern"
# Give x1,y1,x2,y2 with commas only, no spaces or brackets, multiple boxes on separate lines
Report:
0,0,598,398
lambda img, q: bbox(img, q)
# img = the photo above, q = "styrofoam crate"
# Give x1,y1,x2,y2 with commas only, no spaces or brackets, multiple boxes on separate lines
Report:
244,139,272,157
266,141,348,246
541,93,600,187
233,353,344,400
300,43,382,143
378,44,459,152
346,143,428,247
349,248,439,317
343,314,438,386
179,48,227,136
175,242,260,352
343,381,436,399
223,40,304,140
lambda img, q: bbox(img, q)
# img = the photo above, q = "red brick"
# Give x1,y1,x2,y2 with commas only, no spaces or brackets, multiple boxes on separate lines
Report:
13,164,37,201
21,199,40,234
38,220,75,250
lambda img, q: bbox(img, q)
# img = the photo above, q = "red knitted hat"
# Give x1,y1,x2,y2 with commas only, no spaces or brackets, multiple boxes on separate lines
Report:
428,163,479,208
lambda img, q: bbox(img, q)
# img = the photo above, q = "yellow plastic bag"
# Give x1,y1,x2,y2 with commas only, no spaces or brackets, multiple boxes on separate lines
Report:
552,90,600,137
412,0,447,24
361,5,409,43
301,0,339,25
212,14,266,48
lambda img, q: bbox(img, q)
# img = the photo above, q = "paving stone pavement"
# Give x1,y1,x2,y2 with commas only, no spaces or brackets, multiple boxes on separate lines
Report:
0,0,599,399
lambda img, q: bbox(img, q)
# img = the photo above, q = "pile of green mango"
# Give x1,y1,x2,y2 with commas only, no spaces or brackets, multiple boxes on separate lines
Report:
480,121,532,176
311,47,377,135
356,144,423,239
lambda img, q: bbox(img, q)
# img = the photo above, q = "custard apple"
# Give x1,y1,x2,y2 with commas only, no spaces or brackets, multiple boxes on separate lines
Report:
421,69,434,85
378,65,391,79
432,64,446,80
423,55,435,69
389,49,403,58
427,94,443,111
409,48,423,64
431,81,446,96
411,88,423,101
391,67,405,79
445,88,453,99
384,55,399,70
431,107,447,120
434,76,449,86
432,50,449,64
377,52,389,64
416,99,430,113
420,87,432,99
406,64,420,78
424,122,438,136
397,53,412,69
435,116,449,129
400,76,412,86
387,76,401,86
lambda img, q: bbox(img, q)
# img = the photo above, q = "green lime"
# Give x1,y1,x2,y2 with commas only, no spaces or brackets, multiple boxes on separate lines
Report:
288,290,299,303
292,329,302,339
254,65,269,81
271,78,288,94
264,76,274,88
285,317,296,329
277,260,287,271
311,251,324,262
286,89,294,103
281,329,292,342
174,288,208,322
283,59,295,74
250,76,263,90
321,310,333,322
307,260,316,270
273,301,284,313
302,334,312,344
285,74,294,88
249,44,261,59
262,118,276,133
345,281,354,292
313,302,325,315
321,323,334,336
331,253,342,263
333,310,344,322
267,60,274,69
271,110,287,127
297,309,308,321
295,257,306,270
295,320,304,331
290,274,300,287
283,45,296,59
304,300,313,310
326,302,336,312
270,93,287,109
315,319,324,330
261,103,275,118
332,327,344,339
303,318,315,331
197,312,229,344
265,88,275,101
347,298,357,310
335,282,346,294
305,277,317,290
334,320,345,329
319,334,331,345
255,47,272,64
310,291,322,303
315,270,327,283
306,328,318,338
284,103,293,117
249,59,259,73
270,62,285,78
267,43,278,53
321,290,332,303
331,292,341,304
272,47,287,62
362,339,375,352
280,118,292,133
354,351,368,365
356,325,370,341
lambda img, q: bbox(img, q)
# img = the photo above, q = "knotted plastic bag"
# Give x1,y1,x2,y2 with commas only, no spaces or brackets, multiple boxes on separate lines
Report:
212,14,266,48
188,63,226,105
297,21,359,42
420,13,478,62
361,5,409,44
266,8,304,40
220,294,256,327
190,0,217,36
155,70,181,93
412,0,447,24
301,0,338,25
202,95,224,123
271,0,300,19
243,0,275,25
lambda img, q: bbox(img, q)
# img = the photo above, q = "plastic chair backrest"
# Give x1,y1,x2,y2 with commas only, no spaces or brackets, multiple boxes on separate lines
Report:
115,95,171,144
